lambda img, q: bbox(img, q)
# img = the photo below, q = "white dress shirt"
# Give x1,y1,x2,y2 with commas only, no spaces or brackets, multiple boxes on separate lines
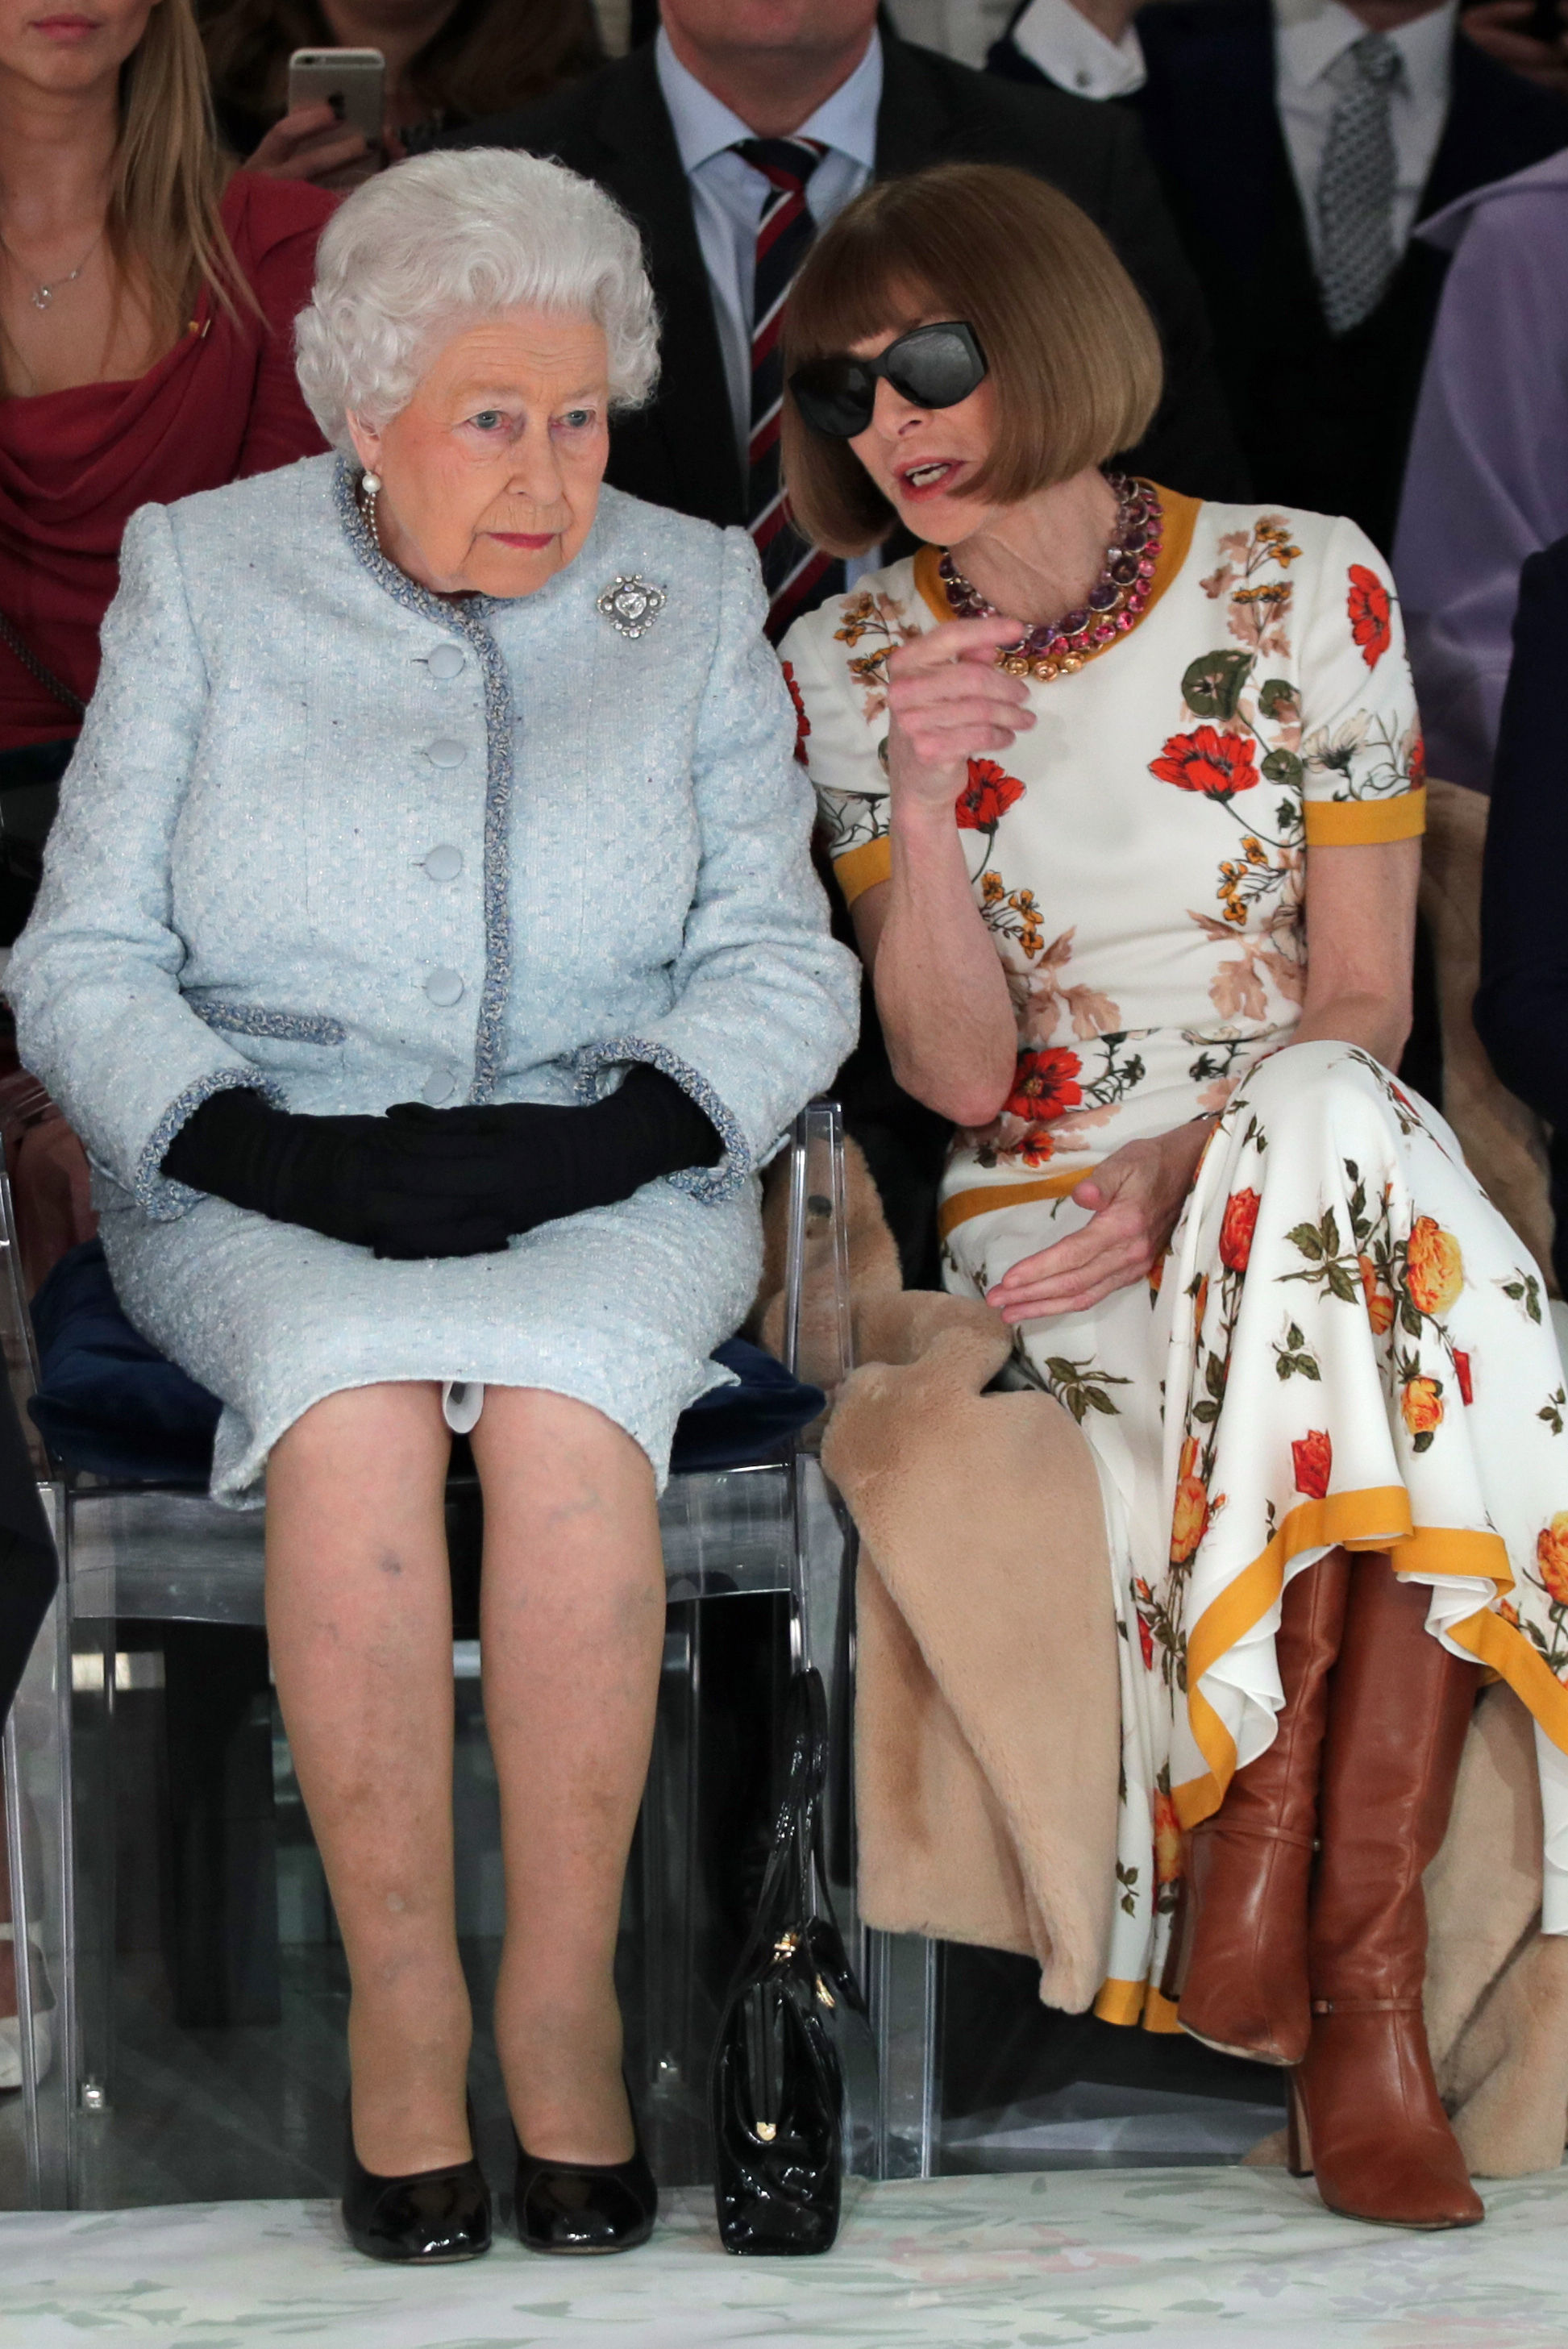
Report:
1010,0,1148,99
655,27,883,464
1009,0,1458,260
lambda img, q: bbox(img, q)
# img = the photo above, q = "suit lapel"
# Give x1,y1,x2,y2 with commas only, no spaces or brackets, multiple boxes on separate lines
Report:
873,35,955,176
597,49,745,525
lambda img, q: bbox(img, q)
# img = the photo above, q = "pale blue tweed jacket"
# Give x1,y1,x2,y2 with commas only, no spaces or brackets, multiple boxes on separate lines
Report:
10,455,858,1501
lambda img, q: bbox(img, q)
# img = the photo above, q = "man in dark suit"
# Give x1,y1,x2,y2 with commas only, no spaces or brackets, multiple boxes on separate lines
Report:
444,0,1246,574
991,0,1568,550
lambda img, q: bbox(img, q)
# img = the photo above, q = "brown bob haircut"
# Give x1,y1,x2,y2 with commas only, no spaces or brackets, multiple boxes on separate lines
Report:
781,164,1164,557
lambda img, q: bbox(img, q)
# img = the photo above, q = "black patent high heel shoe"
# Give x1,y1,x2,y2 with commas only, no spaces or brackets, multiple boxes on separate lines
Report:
513,2100,658,2255
342,2096,492,2263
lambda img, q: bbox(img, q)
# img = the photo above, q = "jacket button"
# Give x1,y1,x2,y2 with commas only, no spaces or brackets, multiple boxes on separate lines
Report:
424,967,464,1006
421,1066,460,1106
426,739,467,768
422,844,463,881
427,643,466,680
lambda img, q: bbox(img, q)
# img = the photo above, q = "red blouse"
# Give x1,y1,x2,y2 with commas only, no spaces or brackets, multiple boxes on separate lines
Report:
0,173,336,751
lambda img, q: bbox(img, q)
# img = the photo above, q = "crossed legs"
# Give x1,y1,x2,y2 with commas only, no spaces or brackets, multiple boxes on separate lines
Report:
265,1381,663,2176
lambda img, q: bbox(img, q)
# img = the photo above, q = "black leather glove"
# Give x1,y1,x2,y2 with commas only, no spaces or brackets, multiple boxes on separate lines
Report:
384,1062,724,1236
160,1087,513,1259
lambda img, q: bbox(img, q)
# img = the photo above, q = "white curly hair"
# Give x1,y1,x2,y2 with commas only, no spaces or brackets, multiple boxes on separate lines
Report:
294,148,660,450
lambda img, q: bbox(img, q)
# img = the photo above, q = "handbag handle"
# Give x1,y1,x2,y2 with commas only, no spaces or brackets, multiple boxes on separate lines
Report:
739,1666,846,1980
0,608,85,721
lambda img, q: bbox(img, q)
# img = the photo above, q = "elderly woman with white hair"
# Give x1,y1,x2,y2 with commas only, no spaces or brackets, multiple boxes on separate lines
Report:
9,150,856,2264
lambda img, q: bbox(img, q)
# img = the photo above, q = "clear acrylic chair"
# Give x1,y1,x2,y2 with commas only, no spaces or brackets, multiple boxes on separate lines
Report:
0,1099,940,2208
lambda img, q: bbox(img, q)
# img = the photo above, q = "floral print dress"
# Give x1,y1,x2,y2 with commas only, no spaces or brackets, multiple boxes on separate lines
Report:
783,494,1568,2024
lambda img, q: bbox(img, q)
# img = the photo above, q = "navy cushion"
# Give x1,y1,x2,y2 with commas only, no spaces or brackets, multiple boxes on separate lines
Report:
28,1240,821,1486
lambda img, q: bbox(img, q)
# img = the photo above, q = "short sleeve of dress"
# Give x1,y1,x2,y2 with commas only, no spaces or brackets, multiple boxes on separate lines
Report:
780,601,895,908
1296,518,1426,847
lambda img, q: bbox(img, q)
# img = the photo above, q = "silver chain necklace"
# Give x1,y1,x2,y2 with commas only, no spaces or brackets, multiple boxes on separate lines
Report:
0,226,103,311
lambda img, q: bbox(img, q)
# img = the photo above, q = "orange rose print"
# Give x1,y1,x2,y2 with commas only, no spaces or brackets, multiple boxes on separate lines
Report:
1154,1790,1183,1885
1401,1376,1445,1441
1149,724,1259,800
1358,1253,1395,1335
1453,1349,1474,1406
955,759,1025,830
1537,1514,1568,1607
1171,1435,1209,1565
1291,1429,1333,1500
1347,564,1391,668
1405,1216,1464,1317
1219,1188,1261,1274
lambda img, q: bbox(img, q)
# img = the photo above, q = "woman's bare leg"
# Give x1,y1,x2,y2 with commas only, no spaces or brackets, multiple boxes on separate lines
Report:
470,1389,664,2165
265,1382,471,2175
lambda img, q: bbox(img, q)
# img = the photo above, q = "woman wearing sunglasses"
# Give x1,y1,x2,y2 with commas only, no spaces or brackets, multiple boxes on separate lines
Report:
781,161,1568,2234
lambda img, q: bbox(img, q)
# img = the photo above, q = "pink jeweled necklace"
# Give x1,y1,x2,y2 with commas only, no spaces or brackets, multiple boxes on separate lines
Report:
938,473,1164,682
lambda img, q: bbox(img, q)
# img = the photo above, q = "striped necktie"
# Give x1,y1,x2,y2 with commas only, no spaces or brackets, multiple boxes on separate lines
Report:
733,137,846,639
1316,31,1404,337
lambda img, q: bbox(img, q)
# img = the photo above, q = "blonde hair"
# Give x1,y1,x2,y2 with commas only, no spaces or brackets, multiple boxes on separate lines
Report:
782,164,1164,557
2,0,248,393
111,0,252,345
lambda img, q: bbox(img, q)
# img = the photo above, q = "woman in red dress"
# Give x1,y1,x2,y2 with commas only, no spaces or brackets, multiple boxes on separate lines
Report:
0,0,331,2083
0,0,332,779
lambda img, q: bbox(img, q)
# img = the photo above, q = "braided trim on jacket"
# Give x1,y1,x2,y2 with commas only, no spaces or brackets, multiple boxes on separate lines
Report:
332,459,514,1103
189,1001,347,1047
135,1070,286,1220
571,1037,753,1205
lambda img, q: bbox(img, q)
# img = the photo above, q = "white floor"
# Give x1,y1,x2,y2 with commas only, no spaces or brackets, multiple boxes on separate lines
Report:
2,2166,1567,2348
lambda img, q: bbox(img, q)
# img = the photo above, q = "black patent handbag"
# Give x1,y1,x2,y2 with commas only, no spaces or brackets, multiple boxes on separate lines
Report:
709,1665,869,2256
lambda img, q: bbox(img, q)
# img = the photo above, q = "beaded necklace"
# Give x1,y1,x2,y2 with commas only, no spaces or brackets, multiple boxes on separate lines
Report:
938,474,1164,682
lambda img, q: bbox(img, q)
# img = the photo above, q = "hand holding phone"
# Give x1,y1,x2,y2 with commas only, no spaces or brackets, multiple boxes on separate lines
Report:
286,48,386,146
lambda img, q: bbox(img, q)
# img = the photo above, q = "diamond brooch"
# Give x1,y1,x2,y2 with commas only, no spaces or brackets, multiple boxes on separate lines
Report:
597,575,668,639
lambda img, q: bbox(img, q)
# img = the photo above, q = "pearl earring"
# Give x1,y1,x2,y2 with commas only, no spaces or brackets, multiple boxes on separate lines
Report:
360,469,382,551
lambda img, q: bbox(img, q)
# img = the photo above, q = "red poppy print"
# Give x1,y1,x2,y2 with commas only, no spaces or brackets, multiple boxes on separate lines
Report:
781,659,810,764
1291,1429,1333,1501
1149,725,1258,800
955,759,1025,830
1004,1046,1083,1125
1347,564,1391,669
1218,1187,1261,1274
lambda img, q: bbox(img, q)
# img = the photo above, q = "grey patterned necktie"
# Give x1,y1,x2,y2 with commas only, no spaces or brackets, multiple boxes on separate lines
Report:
1316,31,1404,337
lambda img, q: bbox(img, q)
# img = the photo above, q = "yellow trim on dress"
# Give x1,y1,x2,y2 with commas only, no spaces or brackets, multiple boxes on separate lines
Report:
1304,788,1427,846
1093,1977,1183,2033
1103,1498,1557,2037
1167,1489,1556,1839
834,834,892,908
937,1165,1096,1239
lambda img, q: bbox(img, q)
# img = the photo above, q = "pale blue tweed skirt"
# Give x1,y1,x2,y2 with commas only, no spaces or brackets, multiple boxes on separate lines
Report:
99,1178,762,1507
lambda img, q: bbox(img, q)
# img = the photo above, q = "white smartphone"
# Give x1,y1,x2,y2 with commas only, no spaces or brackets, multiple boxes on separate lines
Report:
286,48,385,144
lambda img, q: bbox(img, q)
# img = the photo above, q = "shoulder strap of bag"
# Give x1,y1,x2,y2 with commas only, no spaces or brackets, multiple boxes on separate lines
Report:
0,607,85,721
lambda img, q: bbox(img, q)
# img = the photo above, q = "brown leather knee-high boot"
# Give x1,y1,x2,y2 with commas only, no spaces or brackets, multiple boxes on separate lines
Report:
1163,1547,1351,2064
1290,1557,1483,2229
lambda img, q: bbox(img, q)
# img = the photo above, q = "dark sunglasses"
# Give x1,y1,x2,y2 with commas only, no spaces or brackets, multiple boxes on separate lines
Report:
788,320,988,439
